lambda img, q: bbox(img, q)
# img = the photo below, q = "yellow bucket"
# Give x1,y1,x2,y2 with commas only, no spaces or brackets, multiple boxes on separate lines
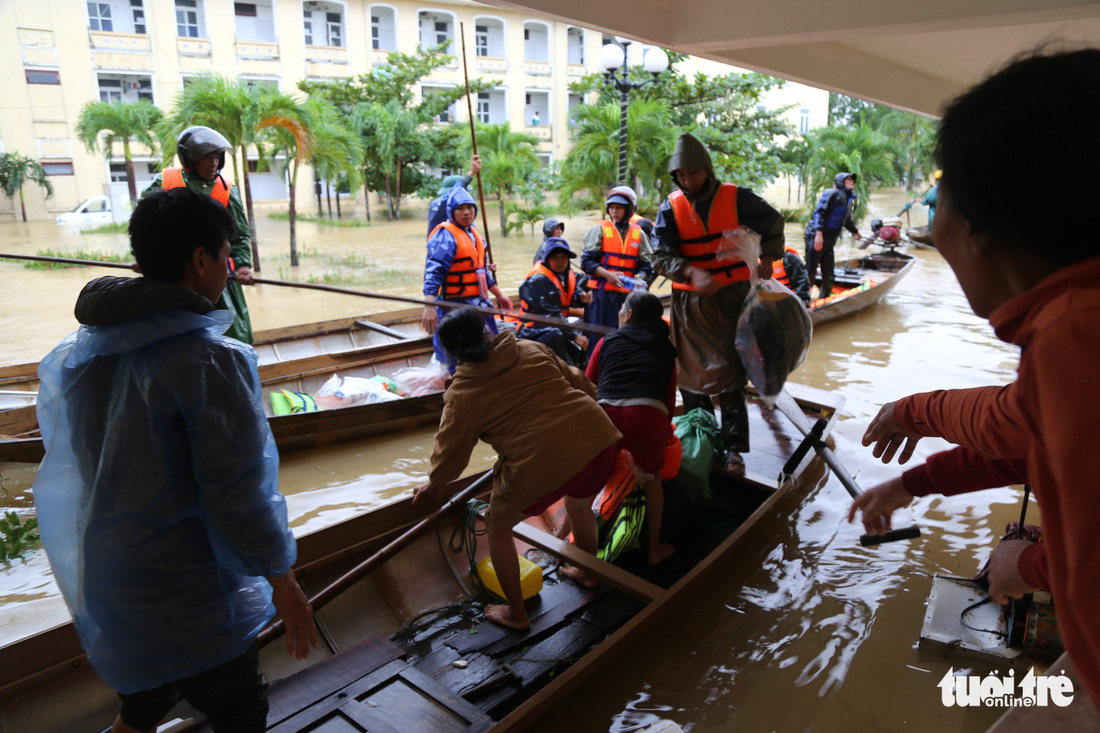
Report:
474,556,544,600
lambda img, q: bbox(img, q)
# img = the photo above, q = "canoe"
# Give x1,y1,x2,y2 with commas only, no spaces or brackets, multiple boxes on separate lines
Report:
809,249,916,327
0,307,426,411
906,226,935,249
0,382,844,732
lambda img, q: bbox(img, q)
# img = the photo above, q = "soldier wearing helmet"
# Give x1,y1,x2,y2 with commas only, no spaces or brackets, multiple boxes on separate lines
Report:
142,126,256,343
651,132,786,477
580,186,654,347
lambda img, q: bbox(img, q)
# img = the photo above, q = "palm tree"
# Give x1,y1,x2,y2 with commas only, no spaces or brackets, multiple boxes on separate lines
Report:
265,113,314,268
303,97,363,219
558,98,676,210
806,123,900,222
468,123,541,237
0,152,54,222
779,134,814,204
75,100,162,205
163,74,309,270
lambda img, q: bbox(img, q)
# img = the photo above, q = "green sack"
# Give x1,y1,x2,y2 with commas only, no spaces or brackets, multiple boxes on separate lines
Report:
672,407,720,498
598,492,645,564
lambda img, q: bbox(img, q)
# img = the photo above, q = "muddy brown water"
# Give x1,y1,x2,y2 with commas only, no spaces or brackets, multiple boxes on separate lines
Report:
0,188,1049,730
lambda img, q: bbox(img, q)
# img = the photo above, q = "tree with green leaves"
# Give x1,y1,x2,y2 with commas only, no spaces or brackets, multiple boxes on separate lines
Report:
806,123,900,222
0,152,53,222
160,74,309,270
266,112,314,267
877,110,936,191
301,44,498,221
566,55,792,205
467,122,541,235
306,97,364,218
558,97,678,212
75,100,162,205
779,134,814,204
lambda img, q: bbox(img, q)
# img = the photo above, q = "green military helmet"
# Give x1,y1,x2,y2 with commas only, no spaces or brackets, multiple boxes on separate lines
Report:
176,126,232,173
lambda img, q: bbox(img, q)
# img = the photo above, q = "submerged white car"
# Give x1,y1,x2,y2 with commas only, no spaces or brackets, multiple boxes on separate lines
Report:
55,195,114,226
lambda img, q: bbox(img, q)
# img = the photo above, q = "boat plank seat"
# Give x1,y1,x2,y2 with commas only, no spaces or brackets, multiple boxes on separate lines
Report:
190,635,493,733
510,523,665,602
445,579,609,656
354,319,413,340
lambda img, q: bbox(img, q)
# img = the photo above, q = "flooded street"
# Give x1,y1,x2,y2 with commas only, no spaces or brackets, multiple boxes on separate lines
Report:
0,187,1034,730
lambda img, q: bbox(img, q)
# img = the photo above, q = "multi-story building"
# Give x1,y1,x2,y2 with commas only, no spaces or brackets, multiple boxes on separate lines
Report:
0,0,827,221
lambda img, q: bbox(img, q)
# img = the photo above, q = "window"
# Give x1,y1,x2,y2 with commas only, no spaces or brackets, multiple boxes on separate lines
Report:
524,29,529,41
234,3,256,16
246,159,271,173
131,0,146,34
176,0,199,38
435,21,448,46
99,78,122,102
326,12,342,47
800,107,810,134
477,93,490,124
371,15,380,50
88,2,113,32
26,69,61,85
475,25,488,57
42,161,74,176
303,15,312,45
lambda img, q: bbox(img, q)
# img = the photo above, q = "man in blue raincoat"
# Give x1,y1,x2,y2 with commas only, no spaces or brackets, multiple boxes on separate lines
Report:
422,185,513,371
33,188,317,733
804,172,862,298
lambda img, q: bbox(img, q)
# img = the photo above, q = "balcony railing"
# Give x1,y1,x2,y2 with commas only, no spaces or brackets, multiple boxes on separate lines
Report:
90,31,151,53
476,56,506,74
177,37,212,57
526,126,552,141
235,40,278,59
305,45,349,64
524,60,551,76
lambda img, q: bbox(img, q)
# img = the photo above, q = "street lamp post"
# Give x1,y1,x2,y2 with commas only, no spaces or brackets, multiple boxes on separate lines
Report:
598,38,669,185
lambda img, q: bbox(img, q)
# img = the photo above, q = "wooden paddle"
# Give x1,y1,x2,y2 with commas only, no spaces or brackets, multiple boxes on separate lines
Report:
257,470,494,648
773,388,921,546
459,22,495,271
0,252,615,337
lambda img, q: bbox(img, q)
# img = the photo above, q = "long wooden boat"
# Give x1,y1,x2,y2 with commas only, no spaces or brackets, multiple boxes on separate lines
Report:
0,254,911,464
0,382,843,733
809,249,915,327
906,226,935,249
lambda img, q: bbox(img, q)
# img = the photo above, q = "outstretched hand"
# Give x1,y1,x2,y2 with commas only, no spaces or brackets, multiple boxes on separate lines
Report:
412,481,439,506
848,475,912,535
862,401,923,464
268,572,319,660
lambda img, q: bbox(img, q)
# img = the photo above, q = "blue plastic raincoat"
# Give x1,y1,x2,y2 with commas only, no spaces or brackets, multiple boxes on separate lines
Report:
33,276,296,694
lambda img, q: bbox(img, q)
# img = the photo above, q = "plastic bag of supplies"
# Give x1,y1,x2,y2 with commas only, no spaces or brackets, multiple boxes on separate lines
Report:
724,227,813,403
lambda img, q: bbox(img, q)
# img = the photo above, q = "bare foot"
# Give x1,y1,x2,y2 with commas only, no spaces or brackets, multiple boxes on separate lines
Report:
560,564,598,589
647,543,676,565
484,604,530,630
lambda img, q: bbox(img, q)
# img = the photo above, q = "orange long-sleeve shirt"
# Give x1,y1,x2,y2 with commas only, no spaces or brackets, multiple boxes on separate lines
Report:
895,256,1100,709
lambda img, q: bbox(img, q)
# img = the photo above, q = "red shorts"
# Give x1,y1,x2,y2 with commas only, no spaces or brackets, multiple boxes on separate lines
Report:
522,444,617,516
602,405,672,474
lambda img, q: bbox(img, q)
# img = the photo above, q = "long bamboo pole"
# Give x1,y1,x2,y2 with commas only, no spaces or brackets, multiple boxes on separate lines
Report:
257,471,493,647
0,253,614,336
459,22,495,270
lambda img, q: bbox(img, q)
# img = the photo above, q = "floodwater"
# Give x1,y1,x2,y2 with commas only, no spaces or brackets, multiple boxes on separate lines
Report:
0,187,1050,730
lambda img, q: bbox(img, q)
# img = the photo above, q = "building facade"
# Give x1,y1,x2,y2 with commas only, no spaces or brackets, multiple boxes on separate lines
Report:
0,0,827,221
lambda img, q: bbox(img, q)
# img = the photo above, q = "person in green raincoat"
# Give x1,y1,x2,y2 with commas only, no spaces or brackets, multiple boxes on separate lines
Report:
142,126,255,343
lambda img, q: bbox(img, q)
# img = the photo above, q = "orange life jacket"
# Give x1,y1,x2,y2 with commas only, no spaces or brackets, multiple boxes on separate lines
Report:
587,220,643,293
162,167,232,206
629,212,643,224
519,262,577,326
771,248,802,289
431,221,487,299
669,183,749,291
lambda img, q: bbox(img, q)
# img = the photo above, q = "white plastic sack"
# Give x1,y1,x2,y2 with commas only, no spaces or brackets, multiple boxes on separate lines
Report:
315,373,402,410
394,358,450,397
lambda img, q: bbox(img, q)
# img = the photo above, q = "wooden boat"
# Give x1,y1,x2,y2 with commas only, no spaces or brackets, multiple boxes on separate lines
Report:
906,225,935,249
809,248,916,327
0,255,911,464
0,382,844,733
